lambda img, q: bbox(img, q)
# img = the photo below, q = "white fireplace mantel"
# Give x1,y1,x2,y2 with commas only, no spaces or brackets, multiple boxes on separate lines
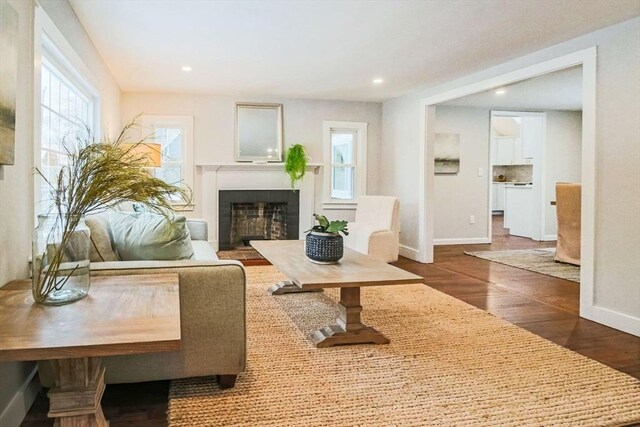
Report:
197,163,321,250
197,162,322,172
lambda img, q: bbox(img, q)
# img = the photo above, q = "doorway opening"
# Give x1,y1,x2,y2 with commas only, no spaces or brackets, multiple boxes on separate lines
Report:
419,48,596,323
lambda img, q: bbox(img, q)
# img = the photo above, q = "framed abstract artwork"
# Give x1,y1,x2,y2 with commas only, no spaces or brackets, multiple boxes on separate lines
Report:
434,133,460,175
0,0,18,165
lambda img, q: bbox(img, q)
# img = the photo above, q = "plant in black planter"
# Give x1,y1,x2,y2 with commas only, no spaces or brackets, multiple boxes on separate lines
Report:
305,214,349,264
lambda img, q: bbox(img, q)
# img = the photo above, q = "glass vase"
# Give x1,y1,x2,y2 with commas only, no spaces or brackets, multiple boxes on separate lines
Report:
32,214,91,305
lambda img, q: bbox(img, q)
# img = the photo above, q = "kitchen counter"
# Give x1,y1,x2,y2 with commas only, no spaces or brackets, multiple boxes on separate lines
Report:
504,185,535,238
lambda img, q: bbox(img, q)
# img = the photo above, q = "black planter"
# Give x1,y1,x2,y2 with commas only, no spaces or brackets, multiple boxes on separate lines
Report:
305,231,343,264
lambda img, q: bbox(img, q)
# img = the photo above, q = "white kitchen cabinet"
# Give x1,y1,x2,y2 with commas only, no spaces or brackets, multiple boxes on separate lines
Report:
493,136,533,165
521,116,543,159
494,137,515,165
492,183,506,211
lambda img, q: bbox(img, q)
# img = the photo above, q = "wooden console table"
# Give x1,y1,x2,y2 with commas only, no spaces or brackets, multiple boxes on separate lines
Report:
0,274,181,426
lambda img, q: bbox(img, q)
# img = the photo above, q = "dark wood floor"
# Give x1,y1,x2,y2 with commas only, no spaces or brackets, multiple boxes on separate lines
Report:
22,217,640,426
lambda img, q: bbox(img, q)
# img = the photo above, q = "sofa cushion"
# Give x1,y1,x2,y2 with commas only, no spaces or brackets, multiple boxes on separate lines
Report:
85,214,119,262
109,212,194,261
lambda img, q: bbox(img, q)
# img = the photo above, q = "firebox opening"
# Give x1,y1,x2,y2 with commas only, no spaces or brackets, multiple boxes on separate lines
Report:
230,202,288,249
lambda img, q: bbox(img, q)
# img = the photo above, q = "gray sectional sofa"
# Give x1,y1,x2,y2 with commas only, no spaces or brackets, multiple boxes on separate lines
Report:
38,219,247,389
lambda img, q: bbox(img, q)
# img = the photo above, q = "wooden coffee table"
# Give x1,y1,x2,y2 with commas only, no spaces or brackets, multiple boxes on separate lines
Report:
0,274,181,427
251,240,423,347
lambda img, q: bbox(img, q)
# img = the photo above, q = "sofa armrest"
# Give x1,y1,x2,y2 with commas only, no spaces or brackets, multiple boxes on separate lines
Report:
186,218,208,241
90,260,246,382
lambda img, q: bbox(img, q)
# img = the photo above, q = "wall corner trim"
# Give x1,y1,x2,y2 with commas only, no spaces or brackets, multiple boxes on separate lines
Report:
0,366,40,427
399,244,421,261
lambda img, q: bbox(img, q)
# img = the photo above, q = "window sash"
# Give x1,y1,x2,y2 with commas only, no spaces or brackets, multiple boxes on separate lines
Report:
138,116,195,209
330,129,357,201
322,121,368,209
38,60,94,215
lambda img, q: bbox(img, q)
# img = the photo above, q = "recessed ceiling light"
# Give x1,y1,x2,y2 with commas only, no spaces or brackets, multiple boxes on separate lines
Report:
495,88,506,95
182,66,192,72
372,78,384,84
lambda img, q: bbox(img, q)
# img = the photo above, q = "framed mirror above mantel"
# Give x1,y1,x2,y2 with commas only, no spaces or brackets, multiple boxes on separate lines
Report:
235,103,283,162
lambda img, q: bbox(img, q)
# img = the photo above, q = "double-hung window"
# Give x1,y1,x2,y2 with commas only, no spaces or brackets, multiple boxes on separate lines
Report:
37,44,96,215
323,121,368,208
137,115,194,208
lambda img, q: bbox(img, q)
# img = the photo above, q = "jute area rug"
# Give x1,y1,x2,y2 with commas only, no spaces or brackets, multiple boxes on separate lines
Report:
464,248,580,283
168,266,639,426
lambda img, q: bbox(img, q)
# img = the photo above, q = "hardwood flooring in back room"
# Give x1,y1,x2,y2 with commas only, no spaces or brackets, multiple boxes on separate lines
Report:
21,219,640,426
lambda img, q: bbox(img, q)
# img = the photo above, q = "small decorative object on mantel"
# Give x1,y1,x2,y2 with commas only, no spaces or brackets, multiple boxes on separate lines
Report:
305,213,349,264
284,144,308,189
32,120,191,305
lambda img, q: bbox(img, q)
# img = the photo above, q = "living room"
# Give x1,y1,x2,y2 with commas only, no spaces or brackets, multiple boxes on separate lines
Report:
1,1,639,426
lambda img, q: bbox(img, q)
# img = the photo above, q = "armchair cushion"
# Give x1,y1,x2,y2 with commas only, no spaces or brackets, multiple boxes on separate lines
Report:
345,195,400,263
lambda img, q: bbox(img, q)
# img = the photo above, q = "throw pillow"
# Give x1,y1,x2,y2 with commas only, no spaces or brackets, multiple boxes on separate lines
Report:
109,211,194,261
85,214,119,262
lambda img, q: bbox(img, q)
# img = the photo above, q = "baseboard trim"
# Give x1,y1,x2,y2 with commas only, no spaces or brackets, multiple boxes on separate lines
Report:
541,234,558,241
399,244,420,261
583,305,640,337
434,237,491,246
0,366,40,427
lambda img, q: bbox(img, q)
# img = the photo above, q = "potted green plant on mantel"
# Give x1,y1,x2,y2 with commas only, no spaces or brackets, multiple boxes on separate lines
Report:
33,120,190,305
305,214,349,264
284,144,308,189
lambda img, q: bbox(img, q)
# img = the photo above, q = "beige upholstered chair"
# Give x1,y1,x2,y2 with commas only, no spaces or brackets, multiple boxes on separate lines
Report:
343,196,400,263
555,183,581,266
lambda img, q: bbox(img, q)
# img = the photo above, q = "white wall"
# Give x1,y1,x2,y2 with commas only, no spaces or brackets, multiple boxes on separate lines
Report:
120,93,382,222
0,1,122,425
381,92,423,254
381,17,640,334
545,110,582,238
433,106,490,242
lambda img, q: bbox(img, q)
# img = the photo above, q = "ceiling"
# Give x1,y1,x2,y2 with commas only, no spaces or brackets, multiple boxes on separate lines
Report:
69,0,640,102
441,66,583,111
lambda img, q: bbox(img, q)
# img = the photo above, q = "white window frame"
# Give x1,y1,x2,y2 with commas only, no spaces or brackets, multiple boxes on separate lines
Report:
322,121,368,210
137,115,195,210
33,6,101,217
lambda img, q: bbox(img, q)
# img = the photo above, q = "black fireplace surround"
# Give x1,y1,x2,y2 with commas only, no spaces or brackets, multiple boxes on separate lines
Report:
218,190,300,250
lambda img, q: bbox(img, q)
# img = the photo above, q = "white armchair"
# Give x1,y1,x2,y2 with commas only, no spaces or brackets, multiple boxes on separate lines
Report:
343,196,400,263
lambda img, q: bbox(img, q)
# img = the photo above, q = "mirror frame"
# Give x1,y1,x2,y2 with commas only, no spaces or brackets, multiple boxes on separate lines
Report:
235,102,284,162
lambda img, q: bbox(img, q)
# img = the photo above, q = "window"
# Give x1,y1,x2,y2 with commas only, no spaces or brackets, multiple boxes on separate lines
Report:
323,121,368,208
138,115,194,208
37,57,95,215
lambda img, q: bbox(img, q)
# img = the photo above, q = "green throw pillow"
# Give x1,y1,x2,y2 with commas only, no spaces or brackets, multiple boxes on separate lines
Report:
109,212,194,261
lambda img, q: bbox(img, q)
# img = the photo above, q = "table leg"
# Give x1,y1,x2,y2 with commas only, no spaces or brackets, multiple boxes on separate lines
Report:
310,287,390,348
269,280,323,295
48,357,108,427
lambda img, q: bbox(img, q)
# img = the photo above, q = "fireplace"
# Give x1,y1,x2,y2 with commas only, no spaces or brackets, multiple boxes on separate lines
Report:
218,190,300,250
